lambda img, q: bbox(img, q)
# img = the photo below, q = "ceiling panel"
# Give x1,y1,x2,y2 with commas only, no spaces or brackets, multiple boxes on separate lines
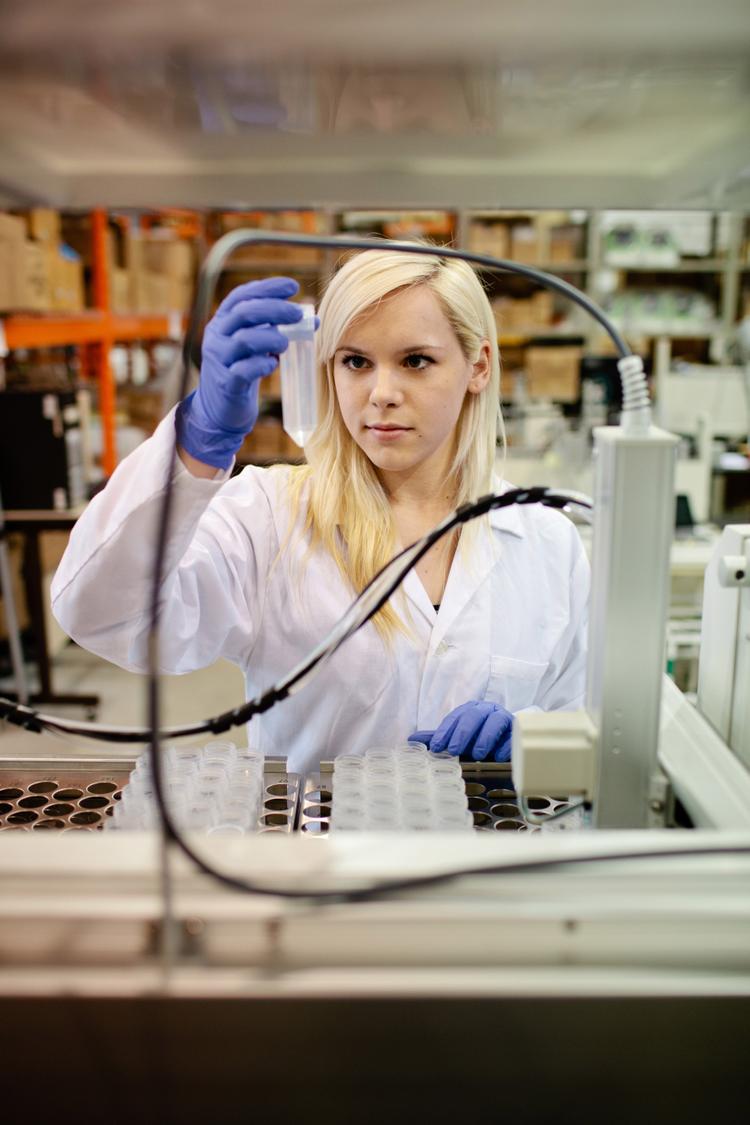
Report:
1,2,748,209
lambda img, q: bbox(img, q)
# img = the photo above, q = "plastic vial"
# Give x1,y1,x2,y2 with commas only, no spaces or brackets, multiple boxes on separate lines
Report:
279,303,317,447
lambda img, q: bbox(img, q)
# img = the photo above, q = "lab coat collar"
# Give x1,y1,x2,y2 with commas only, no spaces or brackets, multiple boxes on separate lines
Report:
402,476,525,637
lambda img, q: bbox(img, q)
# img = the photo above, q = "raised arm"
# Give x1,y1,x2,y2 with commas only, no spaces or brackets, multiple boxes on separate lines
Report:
52,278,304,674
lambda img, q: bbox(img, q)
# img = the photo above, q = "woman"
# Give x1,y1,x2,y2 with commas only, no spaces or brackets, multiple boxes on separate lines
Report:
52,246,589,775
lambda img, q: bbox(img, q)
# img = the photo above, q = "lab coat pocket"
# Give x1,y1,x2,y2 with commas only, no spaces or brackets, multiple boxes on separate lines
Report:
485,654,549,712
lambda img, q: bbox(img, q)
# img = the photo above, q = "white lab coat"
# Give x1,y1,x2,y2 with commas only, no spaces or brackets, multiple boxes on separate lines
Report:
52,409,590,775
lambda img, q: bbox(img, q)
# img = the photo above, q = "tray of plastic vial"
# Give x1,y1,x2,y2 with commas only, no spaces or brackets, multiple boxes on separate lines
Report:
299,745,575,835
0,745,300,836
0,743,575,836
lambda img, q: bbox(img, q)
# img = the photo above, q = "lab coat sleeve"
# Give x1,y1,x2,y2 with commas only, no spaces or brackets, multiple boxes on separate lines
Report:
532,533,590,712
51,408,276,674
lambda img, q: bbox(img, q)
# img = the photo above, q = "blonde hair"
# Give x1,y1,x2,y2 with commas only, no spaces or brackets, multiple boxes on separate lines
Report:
285,243,504,637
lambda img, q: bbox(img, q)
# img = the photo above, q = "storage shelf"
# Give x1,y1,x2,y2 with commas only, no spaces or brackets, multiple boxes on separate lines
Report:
3,311,184,349
604,259,729,273
3,312,107,348
608,323,723,340
498,330,585,345
522,260,589,273
3,205,747,481
111,314,185,341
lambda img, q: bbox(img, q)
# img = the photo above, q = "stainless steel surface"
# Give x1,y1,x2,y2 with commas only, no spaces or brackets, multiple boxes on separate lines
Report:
0,757,132,832
298,760,573,834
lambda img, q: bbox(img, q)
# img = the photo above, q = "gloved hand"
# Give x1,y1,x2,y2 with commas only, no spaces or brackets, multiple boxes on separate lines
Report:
176,277,303,469
410,700,514,762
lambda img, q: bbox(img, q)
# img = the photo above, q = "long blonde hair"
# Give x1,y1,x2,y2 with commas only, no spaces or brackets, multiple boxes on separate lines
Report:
285,244,504,637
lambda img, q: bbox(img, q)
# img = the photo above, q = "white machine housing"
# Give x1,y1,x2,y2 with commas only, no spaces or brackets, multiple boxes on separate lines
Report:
697,524,750,768
586,423,678,827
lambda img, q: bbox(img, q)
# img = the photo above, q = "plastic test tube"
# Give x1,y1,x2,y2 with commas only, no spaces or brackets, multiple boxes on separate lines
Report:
279,303,317,447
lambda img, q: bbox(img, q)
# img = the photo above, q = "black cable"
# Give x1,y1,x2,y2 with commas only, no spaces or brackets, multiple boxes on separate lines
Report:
250,843,750,905
0,487,591,741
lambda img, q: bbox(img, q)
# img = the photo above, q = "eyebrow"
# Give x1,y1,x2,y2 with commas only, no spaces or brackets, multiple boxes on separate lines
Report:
335,343,446,355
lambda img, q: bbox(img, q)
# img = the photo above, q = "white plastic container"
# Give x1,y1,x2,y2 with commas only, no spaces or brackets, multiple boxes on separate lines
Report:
278,303,318,447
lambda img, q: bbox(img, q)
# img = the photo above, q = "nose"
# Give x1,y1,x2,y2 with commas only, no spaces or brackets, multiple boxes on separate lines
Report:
368,364,404,409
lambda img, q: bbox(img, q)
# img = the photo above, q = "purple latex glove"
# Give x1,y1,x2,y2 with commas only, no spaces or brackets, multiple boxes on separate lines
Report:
410,700,514,762
176,277,303,469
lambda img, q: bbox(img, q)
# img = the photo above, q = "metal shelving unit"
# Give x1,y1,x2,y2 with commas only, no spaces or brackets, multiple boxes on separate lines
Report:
2,206,747,474
1,209,190,477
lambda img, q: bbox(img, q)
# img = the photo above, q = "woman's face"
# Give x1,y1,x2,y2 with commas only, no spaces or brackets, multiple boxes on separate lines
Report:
331,284,490,492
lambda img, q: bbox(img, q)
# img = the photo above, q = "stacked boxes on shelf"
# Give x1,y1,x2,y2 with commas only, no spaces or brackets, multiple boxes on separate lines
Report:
468,213,585,268
524,345,583,403
467,220,510,259
0,209,85,313
112,227,195,314
492,291,555,334
217,210,326,267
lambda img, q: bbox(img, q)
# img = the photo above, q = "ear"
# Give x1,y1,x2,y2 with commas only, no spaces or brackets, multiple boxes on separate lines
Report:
467,339,492,395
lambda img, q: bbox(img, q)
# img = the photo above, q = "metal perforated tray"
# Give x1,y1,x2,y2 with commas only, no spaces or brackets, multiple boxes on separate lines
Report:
0,756,572,835
0,755,300,834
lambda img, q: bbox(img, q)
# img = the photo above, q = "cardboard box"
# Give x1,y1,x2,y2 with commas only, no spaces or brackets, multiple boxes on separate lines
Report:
468,222,510,260
26,208,61,244
166,276,193,313
549,226,583,263
0,212,25,242
530,290,554,327
49,248,85,311
511,222,541,264
132,270,170,313
0,241,56,311
525,346,583,403
0,214,26,310
110,268,133,314
39,530,70,575
230,243,322,267
143,239,194,279
124,233,145,274
492,298,531,333
19,240,53,310
494,292,555,333
0,237,22,310
0,534,29,641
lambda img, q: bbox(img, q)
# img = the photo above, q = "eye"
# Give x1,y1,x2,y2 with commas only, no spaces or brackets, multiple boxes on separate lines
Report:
403,353,434,371
340,353,370,372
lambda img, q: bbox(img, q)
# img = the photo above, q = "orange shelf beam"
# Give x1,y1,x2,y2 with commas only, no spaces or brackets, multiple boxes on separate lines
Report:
111,314,184,341
3,312,108,349
3,311,185,349
90,207,117,476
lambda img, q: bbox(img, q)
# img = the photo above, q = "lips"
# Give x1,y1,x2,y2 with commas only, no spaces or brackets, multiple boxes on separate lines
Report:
367,424,411,431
